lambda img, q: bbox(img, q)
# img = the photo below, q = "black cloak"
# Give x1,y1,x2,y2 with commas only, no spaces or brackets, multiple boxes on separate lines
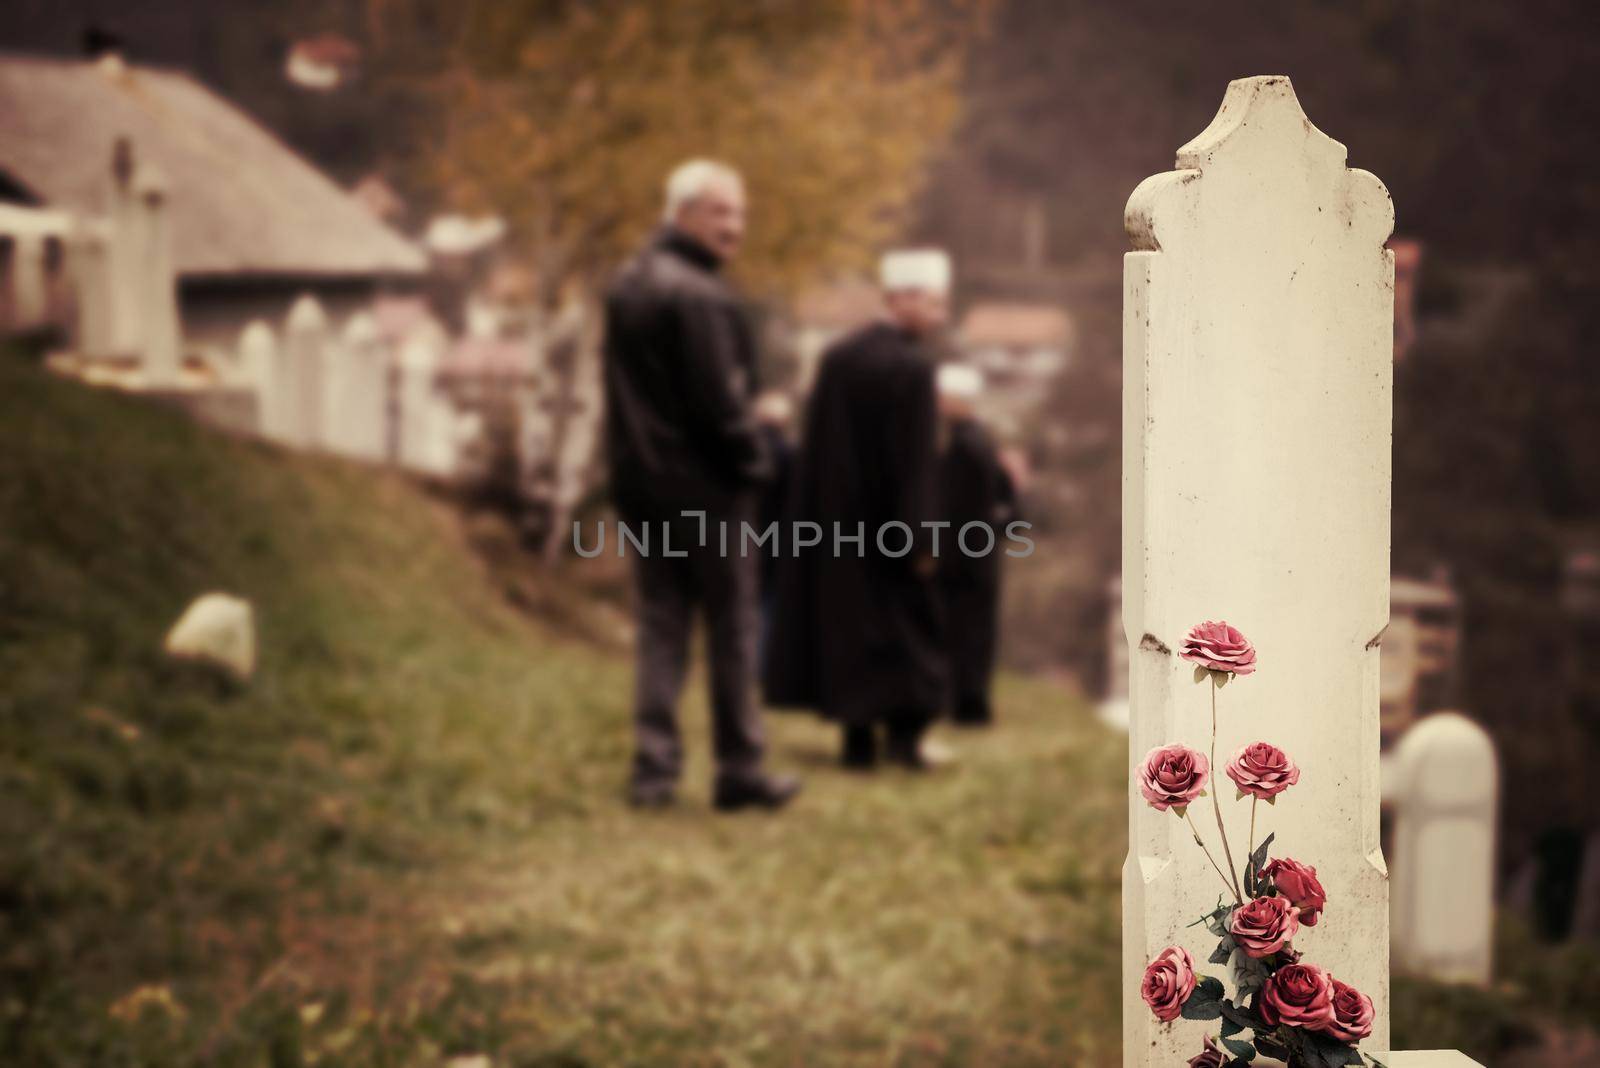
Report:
761,322,945,725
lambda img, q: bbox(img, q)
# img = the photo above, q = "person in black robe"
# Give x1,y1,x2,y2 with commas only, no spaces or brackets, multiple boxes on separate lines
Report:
934,364,1020,726
763,249,951,770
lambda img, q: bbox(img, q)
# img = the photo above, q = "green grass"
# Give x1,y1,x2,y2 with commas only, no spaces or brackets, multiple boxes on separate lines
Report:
0,344,1125,1066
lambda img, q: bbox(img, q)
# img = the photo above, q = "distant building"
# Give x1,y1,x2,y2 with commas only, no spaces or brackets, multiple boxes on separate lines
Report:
790,277,882,391
955,300,1071,427
0,52,426,355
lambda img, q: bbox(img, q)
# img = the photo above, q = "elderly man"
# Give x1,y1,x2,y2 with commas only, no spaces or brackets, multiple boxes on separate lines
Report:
763,249,951,771
603,159,800,811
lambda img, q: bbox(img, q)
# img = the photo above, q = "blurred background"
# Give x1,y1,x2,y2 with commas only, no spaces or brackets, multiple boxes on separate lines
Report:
1,1,1596,1064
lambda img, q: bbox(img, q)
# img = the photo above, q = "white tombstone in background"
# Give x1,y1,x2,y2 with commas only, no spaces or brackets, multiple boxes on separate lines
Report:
327,312,390,462
237,320,282,439
1387,712,1497,985
132,167,182,388
283,295,330,448
1122,76,1396,1064
396,320,447,472
70,217,115,357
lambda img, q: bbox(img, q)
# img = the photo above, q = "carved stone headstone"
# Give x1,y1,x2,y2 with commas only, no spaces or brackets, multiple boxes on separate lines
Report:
283,295,330,448
237,320,281,439
327,312,390,462
396,320,447,473
1121,76,1395,1064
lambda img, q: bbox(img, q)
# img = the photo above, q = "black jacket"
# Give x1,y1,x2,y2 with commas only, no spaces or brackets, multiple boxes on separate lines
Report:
602,229,768,517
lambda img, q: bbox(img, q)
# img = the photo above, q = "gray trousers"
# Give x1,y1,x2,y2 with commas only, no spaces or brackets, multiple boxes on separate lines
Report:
628,502,766,788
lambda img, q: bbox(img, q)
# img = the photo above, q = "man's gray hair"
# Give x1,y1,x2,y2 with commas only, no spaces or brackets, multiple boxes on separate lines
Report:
662,159,742,222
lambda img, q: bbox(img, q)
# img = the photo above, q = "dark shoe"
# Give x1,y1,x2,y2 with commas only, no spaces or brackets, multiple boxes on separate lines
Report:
884,725,931,770
713,772,803,812
840,724,879,771
627,780,676,809
951,697,993,727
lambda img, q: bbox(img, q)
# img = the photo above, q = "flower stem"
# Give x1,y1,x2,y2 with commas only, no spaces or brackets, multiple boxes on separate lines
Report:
1211,682,1245,902
1184,809,1241,904
1249,796,1258,870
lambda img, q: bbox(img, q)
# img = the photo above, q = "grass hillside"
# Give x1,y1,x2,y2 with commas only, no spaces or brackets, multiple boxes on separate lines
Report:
0,344,1126,1066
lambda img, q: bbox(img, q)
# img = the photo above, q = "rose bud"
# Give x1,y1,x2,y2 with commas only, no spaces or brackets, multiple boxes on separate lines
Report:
1179,620,1258,676
1320,978,1375,1042
1138,744,1210,813
1260,962,1337,1030
1188,1036,1226,1068
1140,945,1197,1023
1226,741,1301,801
1261,858,1327,926
1227,893,1301,958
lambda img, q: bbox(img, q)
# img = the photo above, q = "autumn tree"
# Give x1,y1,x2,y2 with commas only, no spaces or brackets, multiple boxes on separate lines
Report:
371,0,978,304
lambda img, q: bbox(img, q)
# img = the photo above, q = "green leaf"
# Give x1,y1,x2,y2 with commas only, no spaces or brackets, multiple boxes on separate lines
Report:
1181,975,1226,1021
1219,999,1269,1034
1173,804,1189,818
1264,794,1276,806
1298,1030,1364,1068
1245,832,1276,893
1227,947,1270,997
1219,1014,1243,1039
1209,934,1236,965
1214,671,1231,688
1194,665,1211,684
1222,1036,1256,1062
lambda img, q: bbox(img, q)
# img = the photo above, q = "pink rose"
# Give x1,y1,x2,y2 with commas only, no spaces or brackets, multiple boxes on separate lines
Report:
1140,945,1197,1023
1138,744,1210,812
1226,741,1301,800
1228,893,1301,958
1261,858,1327,926
1320,977,1375,1042
1260,962,1336,1030
1187,1037,1225,1068
1180,621,1258,676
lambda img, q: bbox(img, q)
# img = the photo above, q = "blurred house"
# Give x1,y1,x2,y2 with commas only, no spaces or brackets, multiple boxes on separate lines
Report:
790,277,881,391
955,301,1071,423
0,52,426,357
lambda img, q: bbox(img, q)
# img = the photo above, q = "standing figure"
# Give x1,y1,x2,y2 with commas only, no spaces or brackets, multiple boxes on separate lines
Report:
764,249,950,771
935,364,1019,726
602,159,801,812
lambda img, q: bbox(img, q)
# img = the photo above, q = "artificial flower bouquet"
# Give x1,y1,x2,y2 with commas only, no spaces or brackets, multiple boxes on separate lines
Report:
1137,622,1384,1068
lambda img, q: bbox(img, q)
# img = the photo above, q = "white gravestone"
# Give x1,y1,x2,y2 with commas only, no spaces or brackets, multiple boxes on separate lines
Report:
237,320,282,439
326,312,390,462
1122,76,1396,1063
283,295,330,448
396,321,447,473
133,169,182,389
1386,712,1497,985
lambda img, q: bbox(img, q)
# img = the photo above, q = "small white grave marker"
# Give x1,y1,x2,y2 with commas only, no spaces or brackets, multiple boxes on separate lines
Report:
283,295,330,448
1387,712,1497,985
238,320,281,439
327,312,390,462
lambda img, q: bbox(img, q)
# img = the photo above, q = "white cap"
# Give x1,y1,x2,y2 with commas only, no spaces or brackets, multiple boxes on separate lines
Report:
879,248,952,293
937,363,984,399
